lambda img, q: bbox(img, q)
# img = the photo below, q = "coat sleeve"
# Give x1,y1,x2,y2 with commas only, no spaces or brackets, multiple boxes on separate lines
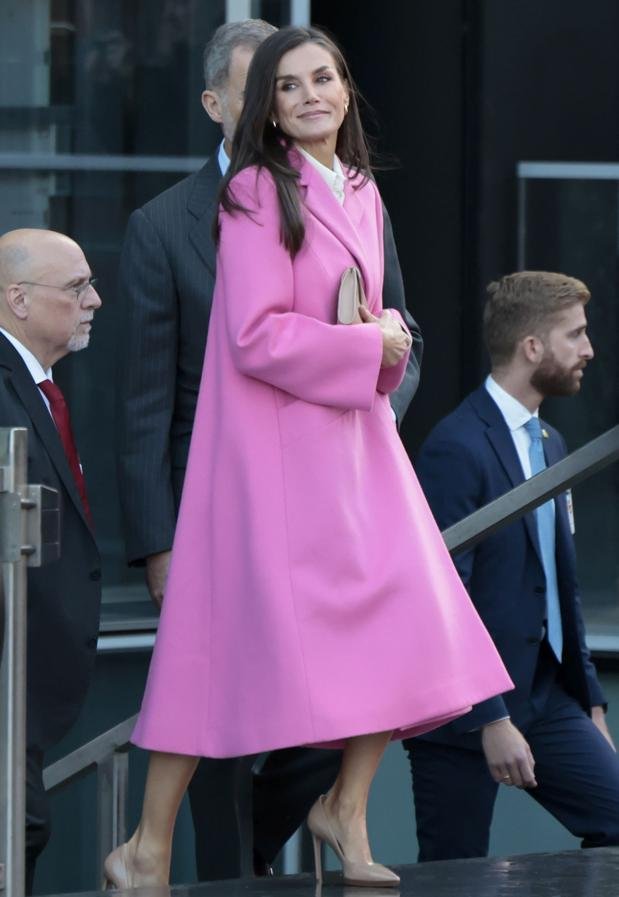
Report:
218,169,384,412
117,208,178,564
381,203,423,423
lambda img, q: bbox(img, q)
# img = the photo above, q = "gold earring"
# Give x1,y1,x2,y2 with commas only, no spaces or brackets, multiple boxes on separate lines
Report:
344,99,349,113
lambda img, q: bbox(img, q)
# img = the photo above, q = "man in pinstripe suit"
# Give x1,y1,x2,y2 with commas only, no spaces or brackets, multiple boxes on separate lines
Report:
117,19,423,882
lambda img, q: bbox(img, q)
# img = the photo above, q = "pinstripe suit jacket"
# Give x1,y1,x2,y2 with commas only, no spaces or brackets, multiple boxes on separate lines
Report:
117,156,423,564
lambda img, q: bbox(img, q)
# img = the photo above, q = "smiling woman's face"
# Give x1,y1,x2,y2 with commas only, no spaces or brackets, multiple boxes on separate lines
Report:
273,41,349,163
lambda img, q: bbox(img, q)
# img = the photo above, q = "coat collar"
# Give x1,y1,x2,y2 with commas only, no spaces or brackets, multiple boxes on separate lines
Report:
0,333,93,533
187,155,221,276
199,148,376,297
293,149,375,304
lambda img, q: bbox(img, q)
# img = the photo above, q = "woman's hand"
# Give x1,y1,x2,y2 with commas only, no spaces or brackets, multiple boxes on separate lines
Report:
358,306,411,368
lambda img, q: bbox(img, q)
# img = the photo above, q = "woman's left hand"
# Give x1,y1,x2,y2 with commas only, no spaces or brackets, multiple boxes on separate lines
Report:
358,306,411,367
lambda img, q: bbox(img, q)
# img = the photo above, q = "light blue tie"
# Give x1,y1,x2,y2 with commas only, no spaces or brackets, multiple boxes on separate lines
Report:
524,417,563,662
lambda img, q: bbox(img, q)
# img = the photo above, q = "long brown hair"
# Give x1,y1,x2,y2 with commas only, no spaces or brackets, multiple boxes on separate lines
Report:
216,26,372,256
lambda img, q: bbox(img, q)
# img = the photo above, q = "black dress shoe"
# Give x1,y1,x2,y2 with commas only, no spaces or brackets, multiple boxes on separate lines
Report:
253,849,274,877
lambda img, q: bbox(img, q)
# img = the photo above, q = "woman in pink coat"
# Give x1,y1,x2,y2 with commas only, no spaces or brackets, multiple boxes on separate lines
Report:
104,25,512,889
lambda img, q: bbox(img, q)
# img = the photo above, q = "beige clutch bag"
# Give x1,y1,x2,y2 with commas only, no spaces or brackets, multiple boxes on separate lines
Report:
337,267,368,324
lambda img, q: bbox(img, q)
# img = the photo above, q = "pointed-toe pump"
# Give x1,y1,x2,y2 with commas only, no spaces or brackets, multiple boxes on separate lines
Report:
307,795,400,888
102,843,132,890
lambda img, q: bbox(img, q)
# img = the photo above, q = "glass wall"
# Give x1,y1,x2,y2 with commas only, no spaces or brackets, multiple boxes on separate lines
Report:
518,163,619,645
0,0,304,623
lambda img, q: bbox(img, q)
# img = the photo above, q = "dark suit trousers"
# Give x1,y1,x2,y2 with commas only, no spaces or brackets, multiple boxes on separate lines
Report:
188,747,341,881
406,648,619,861
25,748,51,896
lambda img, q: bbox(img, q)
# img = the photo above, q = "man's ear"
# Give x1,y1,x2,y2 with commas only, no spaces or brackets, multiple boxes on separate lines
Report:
521,334,545,365
5,284,29,320
202,89,224,124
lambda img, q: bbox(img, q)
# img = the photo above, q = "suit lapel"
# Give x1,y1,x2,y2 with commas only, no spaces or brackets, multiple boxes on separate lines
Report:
471,386,543,563
187,156,221,276
0,336,90,529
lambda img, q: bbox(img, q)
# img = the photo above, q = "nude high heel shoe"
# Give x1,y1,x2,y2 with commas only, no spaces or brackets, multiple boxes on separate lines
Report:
307,795,400,888
102,843,132,890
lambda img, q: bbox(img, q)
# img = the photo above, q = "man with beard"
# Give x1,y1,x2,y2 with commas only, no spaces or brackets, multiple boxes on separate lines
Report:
404,271,619,860
0,228,102,893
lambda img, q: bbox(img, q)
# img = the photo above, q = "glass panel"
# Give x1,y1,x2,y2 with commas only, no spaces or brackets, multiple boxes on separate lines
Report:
0,0,292,619
519,174,619,638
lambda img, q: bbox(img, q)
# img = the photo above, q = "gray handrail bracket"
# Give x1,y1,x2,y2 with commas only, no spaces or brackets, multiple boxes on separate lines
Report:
23,485,60,567
0,491,21,563
0,484,59,567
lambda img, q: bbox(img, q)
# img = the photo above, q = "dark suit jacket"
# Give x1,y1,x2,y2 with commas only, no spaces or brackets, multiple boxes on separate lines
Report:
118,156,423,564
0,334,101,751
414,384,605,744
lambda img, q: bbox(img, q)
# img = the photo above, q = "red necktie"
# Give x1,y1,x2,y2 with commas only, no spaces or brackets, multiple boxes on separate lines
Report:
39,379,92,525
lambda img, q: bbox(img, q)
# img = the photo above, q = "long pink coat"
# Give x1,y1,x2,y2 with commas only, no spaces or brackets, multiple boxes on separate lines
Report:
132,152,512,758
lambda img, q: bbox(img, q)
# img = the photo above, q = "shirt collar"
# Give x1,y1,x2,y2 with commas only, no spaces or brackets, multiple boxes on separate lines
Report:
485,374,538,431
296,145,346,204
218,140,230,176
0,328,52,384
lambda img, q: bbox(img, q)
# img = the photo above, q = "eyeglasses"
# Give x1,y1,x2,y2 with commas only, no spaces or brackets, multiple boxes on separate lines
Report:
17,277,98,301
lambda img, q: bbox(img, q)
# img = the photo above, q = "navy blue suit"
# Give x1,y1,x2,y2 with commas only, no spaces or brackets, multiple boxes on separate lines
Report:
403,385,619,859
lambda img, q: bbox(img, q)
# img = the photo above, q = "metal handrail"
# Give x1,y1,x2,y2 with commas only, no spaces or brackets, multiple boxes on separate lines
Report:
43,716,138,793
35,422,619,884
0,568,4,673
43,716,139,882
444,424,619,554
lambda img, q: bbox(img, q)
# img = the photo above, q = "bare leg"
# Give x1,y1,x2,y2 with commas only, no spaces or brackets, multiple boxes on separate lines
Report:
104,751,199,887
323,730,392,863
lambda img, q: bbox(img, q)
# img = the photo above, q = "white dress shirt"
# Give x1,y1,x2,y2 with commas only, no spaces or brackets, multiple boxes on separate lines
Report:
296,146,346,204
218,140,230,176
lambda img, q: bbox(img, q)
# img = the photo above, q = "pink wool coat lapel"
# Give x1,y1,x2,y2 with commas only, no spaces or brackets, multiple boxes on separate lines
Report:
297,158,377,303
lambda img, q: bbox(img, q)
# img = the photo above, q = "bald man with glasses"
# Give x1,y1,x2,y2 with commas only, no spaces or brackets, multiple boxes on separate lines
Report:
0,227,102,894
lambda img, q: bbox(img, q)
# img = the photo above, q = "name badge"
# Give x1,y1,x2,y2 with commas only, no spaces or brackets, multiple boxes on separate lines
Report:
565,488,576,535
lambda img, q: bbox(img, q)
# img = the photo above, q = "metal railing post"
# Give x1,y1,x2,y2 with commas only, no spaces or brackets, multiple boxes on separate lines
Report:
0,427,60,897
96,751,129,885
0,428,30,897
